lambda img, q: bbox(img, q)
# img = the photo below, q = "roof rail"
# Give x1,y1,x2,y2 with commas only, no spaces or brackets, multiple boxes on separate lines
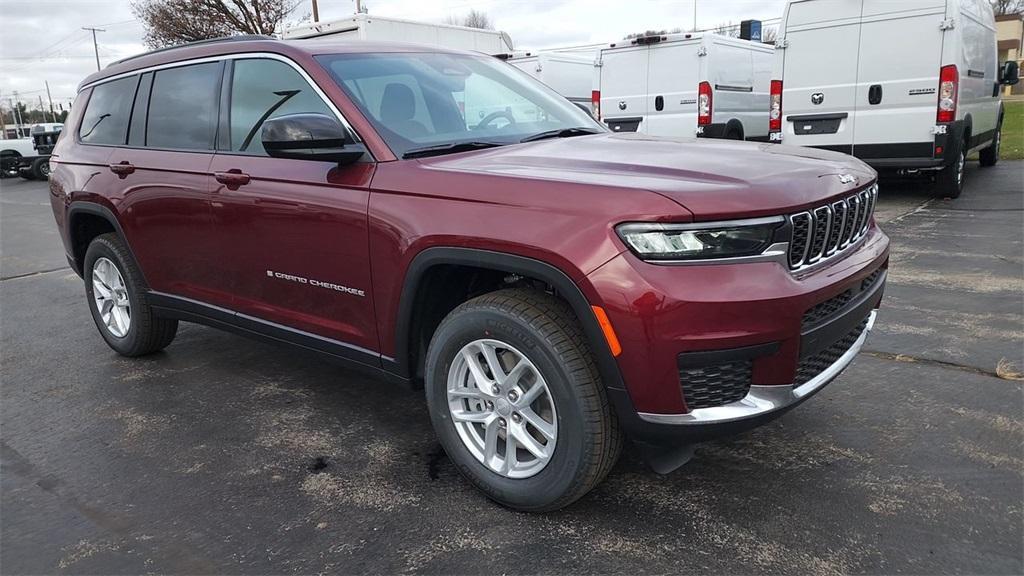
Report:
108,34,276,67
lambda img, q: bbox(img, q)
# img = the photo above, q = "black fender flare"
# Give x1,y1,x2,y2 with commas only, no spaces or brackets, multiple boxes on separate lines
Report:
388,247,630,395
66,201,147,285
724,118,745,140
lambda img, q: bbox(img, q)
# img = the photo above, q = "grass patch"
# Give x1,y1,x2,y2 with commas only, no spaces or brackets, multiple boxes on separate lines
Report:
1001,100,1024,160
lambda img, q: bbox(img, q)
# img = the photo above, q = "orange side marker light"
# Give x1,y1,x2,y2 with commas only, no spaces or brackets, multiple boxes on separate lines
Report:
591,305,622,357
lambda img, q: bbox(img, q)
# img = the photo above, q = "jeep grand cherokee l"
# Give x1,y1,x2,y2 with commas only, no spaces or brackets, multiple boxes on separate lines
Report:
49,37,888,512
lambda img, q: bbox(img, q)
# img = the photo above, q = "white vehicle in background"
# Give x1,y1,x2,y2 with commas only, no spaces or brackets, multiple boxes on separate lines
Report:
595,32,773,140
0,123,63,180
770,0,1020,197
508,52,596,107
284,13,514,55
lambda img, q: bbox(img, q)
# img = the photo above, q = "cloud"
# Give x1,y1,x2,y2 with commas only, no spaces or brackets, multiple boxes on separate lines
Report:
0,0,783,116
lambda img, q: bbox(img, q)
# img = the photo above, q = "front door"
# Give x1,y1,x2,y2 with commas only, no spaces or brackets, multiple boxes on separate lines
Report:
208,56,379,357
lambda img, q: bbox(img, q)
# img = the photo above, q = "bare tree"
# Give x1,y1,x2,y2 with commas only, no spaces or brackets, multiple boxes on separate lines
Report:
625,27,681,39
713,21,740,37
462,8,493,30
131,0,298,48
761,25,778,44
991,0,1024,15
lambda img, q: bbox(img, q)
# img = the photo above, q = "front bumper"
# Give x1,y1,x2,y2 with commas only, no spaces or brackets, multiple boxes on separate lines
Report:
638,310,875,427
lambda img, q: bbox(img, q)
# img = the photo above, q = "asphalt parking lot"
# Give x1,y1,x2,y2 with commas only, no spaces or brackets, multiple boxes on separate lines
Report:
2,162,1022,575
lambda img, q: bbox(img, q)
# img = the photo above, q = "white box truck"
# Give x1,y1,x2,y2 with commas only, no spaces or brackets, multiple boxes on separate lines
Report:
507,52,595,107
770,0,1019,197
284,13,515,56
595,33,774,141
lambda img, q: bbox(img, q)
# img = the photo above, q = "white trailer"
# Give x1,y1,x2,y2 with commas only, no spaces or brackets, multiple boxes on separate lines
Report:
507,52,596,105
284,13,514,55
771,0,1020,197
595,33,774,141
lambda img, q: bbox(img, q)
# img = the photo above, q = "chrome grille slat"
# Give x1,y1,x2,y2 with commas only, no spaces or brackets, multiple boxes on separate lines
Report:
787,183,877,271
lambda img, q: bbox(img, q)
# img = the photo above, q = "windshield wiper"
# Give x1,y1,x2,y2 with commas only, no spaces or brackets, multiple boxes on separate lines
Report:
520,127,602,143
402,141,506,159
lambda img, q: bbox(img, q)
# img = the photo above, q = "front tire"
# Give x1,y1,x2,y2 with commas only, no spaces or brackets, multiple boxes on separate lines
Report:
425,288,622,512
30,157,50,180
84,233,178,356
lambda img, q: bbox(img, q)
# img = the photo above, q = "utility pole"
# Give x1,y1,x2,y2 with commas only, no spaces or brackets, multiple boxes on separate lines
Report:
82,27,105,71
0,90,6,139
311,0,319,22
692,0,697,32
45,81,56,122
11,92,24,135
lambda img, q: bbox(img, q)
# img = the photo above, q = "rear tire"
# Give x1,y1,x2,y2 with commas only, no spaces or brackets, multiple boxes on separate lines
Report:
30,157,50,180
935,144,965,199
84,233,178,356
979,125,1000,168
424,288,622,512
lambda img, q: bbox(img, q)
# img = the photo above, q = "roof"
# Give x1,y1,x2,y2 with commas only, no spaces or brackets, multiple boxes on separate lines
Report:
995,13,1023,22
998,38,1021,51
78,35,475,91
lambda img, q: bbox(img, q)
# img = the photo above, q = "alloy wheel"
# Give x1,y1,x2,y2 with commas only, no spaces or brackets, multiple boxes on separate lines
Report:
446,339,558,479
92,257,131,337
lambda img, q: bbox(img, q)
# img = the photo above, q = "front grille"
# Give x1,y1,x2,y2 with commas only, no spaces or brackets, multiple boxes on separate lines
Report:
795,316,870,385
802,266,885,328
680,361,752,410
787,184,878,271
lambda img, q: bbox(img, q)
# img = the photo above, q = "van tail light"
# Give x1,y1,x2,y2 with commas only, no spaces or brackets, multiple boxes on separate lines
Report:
937,65,958,123
592,90,601,120
769,80,783,132
698,81,712,125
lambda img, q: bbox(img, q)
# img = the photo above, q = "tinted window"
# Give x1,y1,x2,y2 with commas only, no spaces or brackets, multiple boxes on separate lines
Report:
229,58,336,155
79,76,138,145
147,62,221,150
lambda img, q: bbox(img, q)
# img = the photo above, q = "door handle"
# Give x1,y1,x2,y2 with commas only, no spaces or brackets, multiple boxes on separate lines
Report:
108,161,135,178
868,84,882,105
654,95,664,111
214,169,251,188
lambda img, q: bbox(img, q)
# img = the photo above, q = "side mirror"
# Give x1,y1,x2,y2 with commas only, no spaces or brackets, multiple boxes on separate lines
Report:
1000,60,1020,86
261,113,365,165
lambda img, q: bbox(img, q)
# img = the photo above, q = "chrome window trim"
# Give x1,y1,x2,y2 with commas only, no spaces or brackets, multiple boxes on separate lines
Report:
80,52,365,147
638,310,876,425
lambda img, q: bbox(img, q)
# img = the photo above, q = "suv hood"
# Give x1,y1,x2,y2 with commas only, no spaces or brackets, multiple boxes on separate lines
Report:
420,133,876,220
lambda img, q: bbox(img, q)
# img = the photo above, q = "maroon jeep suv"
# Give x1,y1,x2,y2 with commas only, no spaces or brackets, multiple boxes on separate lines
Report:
49,36,888,511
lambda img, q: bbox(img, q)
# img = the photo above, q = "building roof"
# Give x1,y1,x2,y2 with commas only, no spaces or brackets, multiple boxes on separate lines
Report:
995,13,1023,22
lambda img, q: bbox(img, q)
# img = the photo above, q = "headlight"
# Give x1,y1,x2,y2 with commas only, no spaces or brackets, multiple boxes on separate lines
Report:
616,218,784,261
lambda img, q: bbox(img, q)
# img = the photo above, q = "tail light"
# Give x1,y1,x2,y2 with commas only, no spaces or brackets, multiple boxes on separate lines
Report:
937,65,958,123
698,81,712,125
592,90,601,120
769,80,783,132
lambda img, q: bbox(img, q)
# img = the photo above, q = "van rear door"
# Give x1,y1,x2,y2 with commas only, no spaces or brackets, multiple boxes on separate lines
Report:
780,0,863,152
599,45,649,133
853,0,946,159
645,40,700,137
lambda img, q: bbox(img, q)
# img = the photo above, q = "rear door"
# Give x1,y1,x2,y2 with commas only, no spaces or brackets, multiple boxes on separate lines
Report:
780,0,864,152
599,45,649,133
645,40,699,137
852,0,946,156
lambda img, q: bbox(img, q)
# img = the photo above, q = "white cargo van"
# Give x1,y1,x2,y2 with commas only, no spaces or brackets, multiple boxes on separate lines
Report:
508,52,595,106
770,0,1020,197
596,33,774,141
284,13,515,56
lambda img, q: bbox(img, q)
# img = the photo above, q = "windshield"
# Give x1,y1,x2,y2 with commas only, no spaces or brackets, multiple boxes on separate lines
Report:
315,52,604,158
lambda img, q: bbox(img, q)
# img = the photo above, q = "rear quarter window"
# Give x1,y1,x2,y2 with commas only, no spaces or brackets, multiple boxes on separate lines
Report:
78,76,138,145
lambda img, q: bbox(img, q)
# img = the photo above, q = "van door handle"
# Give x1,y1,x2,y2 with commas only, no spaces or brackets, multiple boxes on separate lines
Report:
108,161,135,178
214,169,251,188
654,95,664,111
868,84,882,105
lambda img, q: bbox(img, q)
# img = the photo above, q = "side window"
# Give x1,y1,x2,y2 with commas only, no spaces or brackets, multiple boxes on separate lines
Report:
147,62,221,150
229,58,336,155
78,76,138,145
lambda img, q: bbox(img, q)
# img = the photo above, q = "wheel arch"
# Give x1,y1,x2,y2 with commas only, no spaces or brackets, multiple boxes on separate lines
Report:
389,247,628,394
67,201,147,285
725,118,744,140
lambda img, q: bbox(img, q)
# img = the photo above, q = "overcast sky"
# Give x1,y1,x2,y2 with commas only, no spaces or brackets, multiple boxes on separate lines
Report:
0,0,784,117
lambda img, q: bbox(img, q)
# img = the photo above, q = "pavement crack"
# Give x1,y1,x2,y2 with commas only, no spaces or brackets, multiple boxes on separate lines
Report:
0,266,69,281
862,350,1021,381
